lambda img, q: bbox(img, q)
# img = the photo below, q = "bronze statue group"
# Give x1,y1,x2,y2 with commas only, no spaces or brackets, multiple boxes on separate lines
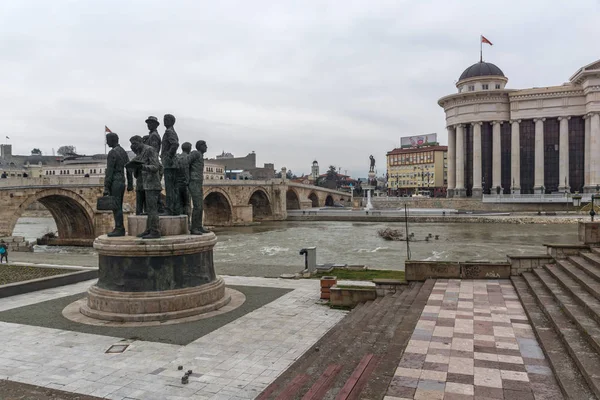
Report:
103,114,208,239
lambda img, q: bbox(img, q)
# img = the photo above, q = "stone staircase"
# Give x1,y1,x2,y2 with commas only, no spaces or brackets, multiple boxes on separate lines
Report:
257,280,435,400
512,246,600,399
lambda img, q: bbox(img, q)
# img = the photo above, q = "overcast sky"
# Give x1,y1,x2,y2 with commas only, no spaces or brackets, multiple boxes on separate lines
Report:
1,0,598,178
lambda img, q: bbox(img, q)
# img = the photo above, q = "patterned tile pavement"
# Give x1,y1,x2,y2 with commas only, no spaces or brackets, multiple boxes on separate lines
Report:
0,276,346,400
384,279,564,400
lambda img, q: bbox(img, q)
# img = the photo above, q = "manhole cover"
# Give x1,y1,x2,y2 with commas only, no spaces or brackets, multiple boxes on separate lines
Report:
105,344,129,354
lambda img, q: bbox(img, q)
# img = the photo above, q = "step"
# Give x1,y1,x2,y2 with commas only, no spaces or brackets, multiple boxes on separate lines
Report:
562,257,600,303
346,281,430,398
512,275,596,400
592,247,600,257
545,263,600,326
357,279,435,400
258,297,381,399
578,252,600,276
521,272,600,398
317,282,427,399
534,266,600,355
262,288,412,399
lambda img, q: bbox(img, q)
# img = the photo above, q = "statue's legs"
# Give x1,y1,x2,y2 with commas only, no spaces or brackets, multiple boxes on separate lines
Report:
163,168,181,215
142,190,161,239
135,190,145,215
157,165,165,214
108,181,126,237
190,181,208,234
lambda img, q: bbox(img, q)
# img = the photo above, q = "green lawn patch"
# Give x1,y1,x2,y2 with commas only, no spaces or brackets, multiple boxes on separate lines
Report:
0,265,72,285
312,268,405,281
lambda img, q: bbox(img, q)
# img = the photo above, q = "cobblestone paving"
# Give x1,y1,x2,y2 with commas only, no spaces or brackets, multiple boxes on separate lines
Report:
384,279,564,400
0,276,346,400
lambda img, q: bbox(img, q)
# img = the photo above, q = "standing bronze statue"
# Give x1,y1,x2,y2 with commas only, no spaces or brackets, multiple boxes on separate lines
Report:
161,114,180,215
369,155,375,172
189,140,209,235
144,116,165,214
128,135,161,239
176,142,192,228
103,133,133,237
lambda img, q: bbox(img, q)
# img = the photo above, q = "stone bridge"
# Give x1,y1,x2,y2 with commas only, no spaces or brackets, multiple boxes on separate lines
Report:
0,177,349,240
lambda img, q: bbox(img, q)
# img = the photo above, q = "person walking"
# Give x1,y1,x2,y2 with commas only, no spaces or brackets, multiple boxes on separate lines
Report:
0,240,8,264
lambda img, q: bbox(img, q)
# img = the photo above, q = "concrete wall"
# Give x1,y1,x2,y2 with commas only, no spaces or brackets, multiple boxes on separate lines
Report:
405,261,511,281
371,197,579,212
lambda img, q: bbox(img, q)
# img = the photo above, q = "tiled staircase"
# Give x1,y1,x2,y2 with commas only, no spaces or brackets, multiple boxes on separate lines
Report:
512,247,600,399
257,280,435,400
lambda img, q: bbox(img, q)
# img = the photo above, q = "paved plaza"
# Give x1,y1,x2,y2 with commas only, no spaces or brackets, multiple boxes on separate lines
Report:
0,276,346,399
385,279,563,400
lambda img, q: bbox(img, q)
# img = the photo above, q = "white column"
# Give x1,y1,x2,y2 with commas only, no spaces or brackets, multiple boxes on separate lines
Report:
585,114,592,191
511,120,521,193
472,122,483,197
455,124,465,197
534,118,545,193
591,113,600,188
447,126,456,198
492,121,502,192
558,116,570,192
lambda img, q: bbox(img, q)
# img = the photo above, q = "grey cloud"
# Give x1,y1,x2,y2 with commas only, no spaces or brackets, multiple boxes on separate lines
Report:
0,0,598,177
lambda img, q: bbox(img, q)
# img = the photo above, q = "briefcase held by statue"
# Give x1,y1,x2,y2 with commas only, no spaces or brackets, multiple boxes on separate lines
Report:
97,196,118,211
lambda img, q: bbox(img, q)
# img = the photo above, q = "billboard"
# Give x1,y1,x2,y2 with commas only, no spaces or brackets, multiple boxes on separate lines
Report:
401,133,437,148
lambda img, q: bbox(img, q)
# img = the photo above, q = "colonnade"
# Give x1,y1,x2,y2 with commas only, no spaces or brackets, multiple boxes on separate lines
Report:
446,113,600,197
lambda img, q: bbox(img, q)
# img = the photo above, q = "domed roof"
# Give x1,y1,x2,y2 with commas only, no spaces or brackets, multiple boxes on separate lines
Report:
459,61,504,81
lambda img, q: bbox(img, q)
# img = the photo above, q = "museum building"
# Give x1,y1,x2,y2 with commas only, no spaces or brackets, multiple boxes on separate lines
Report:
438,59,600,197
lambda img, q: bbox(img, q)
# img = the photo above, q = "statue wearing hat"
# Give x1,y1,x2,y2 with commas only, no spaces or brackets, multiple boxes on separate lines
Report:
145,116,162,154
128,135,161,239
144,116,165,214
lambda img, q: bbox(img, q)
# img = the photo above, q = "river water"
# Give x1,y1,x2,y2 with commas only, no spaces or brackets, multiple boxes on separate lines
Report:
13,217,579,276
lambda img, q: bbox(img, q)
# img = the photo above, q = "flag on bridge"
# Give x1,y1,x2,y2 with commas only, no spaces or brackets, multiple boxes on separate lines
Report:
105,126,112,134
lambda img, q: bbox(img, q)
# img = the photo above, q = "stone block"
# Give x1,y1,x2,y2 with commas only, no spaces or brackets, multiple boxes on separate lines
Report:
405,261,460,281
579,221,600,245
128,215,188,237
460,262,510,279
330,285,377,307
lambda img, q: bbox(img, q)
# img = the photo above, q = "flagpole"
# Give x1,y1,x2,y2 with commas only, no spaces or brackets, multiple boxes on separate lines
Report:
104,127,107,155
480,35,482,63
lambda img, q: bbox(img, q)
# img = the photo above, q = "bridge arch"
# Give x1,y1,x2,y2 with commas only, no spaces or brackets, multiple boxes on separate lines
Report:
248,188,272,221
325,195,334,206
10,188,95,239
308,192,319,207
286,189,301,210
203,188,233,226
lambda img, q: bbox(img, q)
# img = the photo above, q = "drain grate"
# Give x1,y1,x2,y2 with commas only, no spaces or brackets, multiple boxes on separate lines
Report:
105,344,129,354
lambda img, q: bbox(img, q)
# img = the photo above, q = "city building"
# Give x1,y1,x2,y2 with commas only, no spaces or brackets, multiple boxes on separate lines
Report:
209,151,275,180
43,154,108,177
386,135,448,197
439,59,600,197
0,144,62,178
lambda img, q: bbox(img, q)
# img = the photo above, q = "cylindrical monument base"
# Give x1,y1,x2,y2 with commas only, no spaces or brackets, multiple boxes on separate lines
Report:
81,230,230,322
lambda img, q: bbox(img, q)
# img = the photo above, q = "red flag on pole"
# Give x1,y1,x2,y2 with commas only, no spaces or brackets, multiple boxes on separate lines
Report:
481,35,493,46
105,126,112,134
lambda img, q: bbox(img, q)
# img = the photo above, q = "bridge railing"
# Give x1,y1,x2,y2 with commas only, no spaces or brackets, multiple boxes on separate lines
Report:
0,176,104,188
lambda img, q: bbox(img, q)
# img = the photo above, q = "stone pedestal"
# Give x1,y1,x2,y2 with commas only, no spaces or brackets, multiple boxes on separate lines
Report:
128,215,188,237
471,188,483,198
579,221,600,246
81,231,230,322
454,188,466,198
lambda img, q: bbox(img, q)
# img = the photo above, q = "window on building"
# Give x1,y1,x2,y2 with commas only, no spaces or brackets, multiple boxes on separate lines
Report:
495,84,501,89
468,85,475,91
482,84,489,90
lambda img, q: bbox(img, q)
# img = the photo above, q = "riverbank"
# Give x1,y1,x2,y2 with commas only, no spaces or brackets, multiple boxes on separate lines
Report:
287,212,587,224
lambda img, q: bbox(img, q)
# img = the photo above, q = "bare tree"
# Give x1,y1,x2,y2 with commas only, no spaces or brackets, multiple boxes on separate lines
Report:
57,145,77,156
